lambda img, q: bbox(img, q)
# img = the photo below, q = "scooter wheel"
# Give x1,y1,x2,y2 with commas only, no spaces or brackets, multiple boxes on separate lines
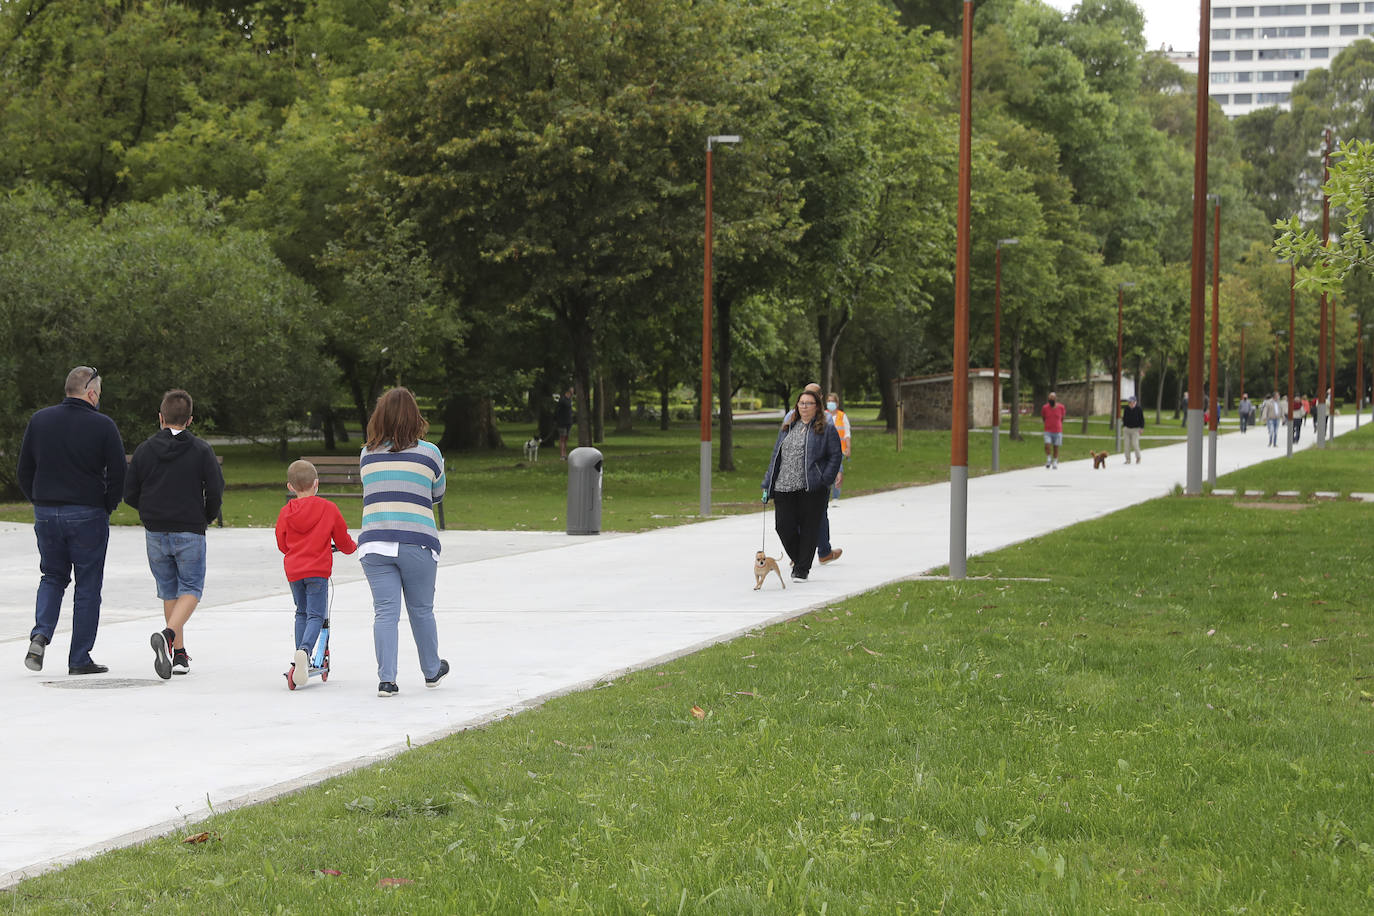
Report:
286,666,297,690
321,649,329,682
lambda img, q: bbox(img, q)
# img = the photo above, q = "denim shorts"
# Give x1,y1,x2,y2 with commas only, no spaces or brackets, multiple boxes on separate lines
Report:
145,531,207,600
1042,431,1063,446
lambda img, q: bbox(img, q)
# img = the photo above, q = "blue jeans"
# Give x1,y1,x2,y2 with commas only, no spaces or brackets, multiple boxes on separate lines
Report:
1266,418,1278,445
291,577,329,654
32,504,110,667
361,547,442,683
144,531,207,600
817,508,832,557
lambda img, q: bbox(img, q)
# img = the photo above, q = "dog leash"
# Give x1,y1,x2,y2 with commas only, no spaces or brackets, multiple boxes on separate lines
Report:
761,499,769,553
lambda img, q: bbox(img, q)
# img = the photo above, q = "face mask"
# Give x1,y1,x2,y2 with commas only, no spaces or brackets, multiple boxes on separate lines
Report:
1048,399,1056,406
826,402,837,411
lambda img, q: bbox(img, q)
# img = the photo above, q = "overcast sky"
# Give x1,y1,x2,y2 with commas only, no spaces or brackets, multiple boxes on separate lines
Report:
1044,0,1200,54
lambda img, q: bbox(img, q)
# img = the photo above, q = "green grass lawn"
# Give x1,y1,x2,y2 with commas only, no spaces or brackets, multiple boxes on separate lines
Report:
1215,419,1374,496
0,413,1178,531
6,441,1370,912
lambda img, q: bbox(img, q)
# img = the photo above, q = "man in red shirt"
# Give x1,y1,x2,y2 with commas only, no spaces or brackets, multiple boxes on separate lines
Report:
1041,392,1066,469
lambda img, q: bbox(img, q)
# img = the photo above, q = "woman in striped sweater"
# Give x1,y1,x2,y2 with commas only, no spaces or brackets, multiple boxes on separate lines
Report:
359,388,450,697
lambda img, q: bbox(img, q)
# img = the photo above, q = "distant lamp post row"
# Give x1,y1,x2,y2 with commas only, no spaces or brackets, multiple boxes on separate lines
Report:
700,133,741,517
992,237,1018,472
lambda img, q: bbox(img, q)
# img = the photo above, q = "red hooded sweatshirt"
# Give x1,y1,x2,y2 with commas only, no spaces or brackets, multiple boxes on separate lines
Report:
275,495,357,582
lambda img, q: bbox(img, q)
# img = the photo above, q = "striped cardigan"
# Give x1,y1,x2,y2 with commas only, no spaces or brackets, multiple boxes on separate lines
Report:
358,441,446,554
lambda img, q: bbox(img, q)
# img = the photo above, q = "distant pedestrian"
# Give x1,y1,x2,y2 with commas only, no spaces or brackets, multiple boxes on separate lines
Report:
1310,394,1321,434
816,392,850,565
1238,393,1254,433
1041,392,1066,469
1180,390,1189,427
359,388,449,697
18,367,126,676
1292,393,1305,442
555,388,574,460
1259,392,1282,447
1121,395,1144,464
124,389,225,679
276,460,357,689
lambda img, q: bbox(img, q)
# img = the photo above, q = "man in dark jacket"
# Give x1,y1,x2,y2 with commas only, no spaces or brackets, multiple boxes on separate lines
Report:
18,366,126,675
124,389,224,679
1121,395,1146,464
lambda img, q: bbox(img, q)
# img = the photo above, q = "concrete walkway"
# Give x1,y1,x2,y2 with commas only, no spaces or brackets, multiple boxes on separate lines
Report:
0,417,1358,886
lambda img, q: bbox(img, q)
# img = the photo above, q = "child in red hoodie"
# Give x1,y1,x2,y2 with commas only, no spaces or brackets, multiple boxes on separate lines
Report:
276,460,357,688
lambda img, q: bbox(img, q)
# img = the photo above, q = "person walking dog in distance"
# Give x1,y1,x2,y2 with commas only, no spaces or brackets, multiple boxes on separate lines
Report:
555,388,574,460
1041,392,1066,469
358,387,450,698
18,366,126,675
1121,395,1145,464
761,389,842,583
124,389,225,678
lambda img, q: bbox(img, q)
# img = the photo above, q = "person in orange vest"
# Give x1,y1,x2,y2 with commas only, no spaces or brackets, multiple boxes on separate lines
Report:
816,392,850,564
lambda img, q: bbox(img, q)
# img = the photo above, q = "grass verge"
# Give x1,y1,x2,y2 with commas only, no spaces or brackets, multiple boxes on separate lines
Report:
6,457,1371,912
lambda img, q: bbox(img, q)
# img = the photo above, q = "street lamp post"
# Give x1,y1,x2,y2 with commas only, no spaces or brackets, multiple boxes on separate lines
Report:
992,238,1018,472
700,133,741,517
1185,0,1213,495
1317,130,1332,447
1287,260,1296,458
1240,322,1252,402
950,0,975,579
1207,193,1221,487
1115,282,1135,452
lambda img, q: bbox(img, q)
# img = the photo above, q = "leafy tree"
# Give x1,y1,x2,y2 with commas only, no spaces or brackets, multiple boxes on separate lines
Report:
0,186,330,493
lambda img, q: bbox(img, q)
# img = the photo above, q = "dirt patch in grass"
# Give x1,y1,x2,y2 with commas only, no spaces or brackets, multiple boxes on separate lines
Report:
1233,501,1311,511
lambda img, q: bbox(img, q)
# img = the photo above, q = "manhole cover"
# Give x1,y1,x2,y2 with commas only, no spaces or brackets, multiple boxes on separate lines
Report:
42,678,164,689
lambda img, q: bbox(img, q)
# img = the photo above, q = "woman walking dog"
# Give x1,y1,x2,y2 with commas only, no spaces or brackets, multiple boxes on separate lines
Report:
761,390,842,582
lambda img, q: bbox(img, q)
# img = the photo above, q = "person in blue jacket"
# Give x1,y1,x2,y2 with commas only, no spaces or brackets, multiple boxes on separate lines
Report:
18,366,126,675
761,389,842,582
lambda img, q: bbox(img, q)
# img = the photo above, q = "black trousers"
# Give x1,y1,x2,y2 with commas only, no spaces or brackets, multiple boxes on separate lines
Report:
772,488,829,575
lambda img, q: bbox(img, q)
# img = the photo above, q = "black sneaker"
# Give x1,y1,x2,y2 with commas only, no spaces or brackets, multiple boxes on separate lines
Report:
425,659,450,689
791,568,809,581
378,681,398,697
171,648,191,675
151,629,173,680
24,633,48,672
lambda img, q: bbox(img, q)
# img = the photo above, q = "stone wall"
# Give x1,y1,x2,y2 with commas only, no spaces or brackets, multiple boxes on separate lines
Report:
895,370,1009,429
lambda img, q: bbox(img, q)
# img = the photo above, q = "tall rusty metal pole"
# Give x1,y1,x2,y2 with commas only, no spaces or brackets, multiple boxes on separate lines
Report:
1186,0,1212,494
950,0,974,579
1208,194,1221,486
1317,129,1331,447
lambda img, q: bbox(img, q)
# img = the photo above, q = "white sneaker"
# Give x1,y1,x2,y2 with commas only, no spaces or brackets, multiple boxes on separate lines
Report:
1051,458,1058,469
293,648,309,686
1045,458,1052,468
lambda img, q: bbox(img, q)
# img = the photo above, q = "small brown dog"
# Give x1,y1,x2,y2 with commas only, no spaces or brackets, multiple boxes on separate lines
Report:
754,551,786,590
1090,450,1109,469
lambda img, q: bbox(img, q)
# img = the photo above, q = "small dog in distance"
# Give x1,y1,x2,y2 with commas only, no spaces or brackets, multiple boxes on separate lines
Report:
1090,450,1109,469
754,551,786,590
523,437,540,462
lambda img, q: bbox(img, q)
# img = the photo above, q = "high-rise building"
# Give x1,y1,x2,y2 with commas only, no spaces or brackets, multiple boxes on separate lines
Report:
1208,4,1374,116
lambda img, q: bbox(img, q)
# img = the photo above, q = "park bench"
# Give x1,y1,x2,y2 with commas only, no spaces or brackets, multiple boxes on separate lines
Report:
296,455,446,529
126,453,222,527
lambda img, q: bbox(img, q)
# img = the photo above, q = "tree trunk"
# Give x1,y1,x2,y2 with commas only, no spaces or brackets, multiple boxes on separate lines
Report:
875,358,897,432
320,405,337,451
615,375,633,433
1155,351,1170,424
437,395,503,450
718,293,736,472
1081,353,1091,434
592,372,605,444
1009,325,1023,441
819,306,852,397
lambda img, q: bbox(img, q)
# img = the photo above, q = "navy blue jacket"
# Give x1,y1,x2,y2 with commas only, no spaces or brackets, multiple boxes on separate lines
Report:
124,428,224,534
761,419,842,497
17,397,126,513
